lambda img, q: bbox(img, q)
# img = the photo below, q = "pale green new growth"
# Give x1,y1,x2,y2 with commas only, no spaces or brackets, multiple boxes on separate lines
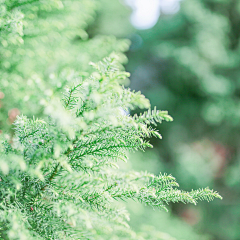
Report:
0,58,221,239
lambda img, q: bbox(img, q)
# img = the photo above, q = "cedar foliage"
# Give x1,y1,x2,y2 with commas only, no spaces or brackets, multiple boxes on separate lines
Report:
0,0,221,239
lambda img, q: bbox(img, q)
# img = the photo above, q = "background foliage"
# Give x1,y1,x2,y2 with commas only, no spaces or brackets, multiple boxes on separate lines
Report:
86,0,240,239
107,0,239,239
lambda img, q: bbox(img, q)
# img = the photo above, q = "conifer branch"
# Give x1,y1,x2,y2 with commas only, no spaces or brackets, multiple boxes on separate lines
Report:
0,2,222,237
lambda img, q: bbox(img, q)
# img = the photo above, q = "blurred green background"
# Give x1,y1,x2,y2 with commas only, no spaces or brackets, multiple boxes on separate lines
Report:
1,0,240,239
91,0,240,239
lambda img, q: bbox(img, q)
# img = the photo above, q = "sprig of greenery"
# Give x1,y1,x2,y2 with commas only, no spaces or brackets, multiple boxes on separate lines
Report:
0,57,222,239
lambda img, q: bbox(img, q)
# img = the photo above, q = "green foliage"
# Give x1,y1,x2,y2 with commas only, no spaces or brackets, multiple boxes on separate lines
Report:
124,0,240,239
0,0,129,131
0,57,221,239
0,0,222,239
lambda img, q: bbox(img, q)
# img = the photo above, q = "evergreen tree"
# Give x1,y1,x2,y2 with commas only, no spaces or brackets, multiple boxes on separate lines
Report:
0,0,221,239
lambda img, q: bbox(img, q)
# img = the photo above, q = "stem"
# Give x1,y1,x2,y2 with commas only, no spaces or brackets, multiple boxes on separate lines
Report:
40,137,78,191
41,163,60,191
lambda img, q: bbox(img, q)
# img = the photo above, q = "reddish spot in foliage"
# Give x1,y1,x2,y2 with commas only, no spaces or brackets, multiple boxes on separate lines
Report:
8,108,20,124
213,143,228,178
30,207,34,211
0,92,4,99
180,208,200,226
